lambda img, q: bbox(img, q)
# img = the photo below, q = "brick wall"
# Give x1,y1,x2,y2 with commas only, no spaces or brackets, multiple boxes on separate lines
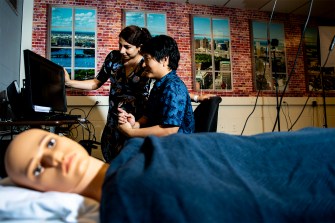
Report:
32,0,333,97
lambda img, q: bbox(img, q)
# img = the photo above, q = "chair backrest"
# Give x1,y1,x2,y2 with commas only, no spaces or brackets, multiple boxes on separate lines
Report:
193,96,222,133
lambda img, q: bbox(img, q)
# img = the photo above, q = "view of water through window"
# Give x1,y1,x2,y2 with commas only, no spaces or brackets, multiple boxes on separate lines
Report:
50,7,96,80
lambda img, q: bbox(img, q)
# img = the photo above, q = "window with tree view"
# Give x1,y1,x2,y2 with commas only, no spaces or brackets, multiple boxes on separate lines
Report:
124,11,166,36
252,21,287,91
193,16,231,91
49,7,96,80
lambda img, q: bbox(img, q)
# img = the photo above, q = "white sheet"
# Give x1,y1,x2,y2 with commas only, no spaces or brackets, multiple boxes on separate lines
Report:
0,178,100,223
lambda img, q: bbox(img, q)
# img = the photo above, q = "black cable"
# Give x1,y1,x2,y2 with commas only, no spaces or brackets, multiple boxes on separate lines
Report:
288,30,335,131
319,40,334,128
272,0,314,132
240,0,278,135
288,95,310,131
70,114,97,142
281,102,290,130
240,87,261,135
286,63,323,131
85,101,99,119
68,108,86,116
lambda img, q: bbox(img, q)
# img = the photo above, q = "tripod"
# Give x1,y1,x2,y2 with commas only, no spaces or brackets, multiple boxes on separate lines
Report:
320,68,327,128
271,39,280,132
319,34,335,128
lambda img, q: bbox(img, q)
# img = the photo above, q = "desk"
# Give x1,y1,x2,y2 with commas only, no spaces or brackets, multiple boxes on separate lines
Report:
0,119,79,126
0,119,79,138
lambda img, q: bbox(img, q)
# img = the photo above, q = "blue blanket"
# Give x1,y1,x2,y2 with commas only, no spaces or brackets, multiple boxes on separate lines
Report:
101,128,335,222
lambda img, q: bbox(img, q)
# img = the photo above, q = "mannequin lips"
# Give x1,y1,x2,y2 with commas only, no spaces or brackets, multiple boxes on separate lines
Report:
64,153,76,174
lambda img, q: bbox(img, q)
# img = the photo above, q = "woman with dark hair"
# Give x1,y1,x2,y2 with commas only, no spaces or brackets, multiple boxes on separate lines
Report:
64,25,153,162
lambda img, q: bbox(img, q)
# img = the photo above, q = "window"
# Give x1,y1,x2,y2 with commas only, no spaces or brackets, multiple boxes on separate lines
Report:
124,11,167,36
192,16,231,91
304,27,335,91
49,7,96,80
304,28,321,91
252,21,287,91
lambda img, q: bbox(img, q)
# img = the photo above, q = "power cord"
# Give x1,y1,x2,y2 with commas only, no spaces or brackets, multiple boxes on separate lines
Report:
272,0,314,132
240,0,277,135
286,42,334,131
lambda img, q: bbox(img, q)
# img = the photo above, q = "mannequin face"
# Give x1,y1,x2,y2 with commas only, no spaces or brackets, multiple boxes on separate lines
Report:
5,129,90,193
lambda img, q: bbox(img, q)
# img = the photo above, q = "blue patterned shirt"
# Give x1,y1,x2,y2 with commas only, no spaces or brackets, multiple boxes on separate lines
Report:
145,70,195,133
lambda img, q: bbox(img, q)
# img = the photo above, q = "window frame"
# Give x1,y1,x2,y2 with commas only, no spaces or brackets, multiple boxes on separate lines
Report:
191,15,232,91
304,27,335,92
47,6,97,80
251,20,287,91
123,10,167,36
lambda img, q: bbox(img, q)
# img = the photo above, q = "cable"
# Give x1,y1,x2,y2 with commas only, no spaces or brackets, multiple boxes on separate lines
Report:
240,0,277,135
288,95,310,131
285,27,333,130
272,0,314,132
67,101,98,141
286,72,320,131
240,87,261,135
281,102,290,130
85,101,99,119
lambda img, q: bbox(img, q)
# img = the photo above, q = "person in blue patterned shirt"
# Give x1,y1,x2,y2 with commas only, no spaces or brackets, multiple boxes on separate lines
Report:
118,35,195,137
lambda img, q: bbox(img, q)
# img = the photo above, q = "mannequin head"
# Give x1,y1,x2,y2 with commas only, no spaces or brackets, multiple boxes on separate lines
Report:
5,129,92,193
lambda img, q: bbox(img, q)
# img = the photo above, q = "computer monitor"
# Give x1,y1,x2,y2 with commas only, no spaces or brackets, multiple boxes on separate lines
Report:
23,49,67,114
6,80,24,120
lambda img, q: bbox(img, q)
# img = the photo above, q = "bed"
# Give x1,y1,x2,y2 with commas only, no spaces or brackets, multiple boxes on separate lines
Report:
101,127,335,222
1,127,335,222
0,178,100,222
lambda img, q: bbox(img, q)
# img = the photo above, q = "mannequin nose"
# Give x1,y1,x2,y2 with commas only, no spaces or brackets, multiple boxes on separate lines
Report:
41,150,63,167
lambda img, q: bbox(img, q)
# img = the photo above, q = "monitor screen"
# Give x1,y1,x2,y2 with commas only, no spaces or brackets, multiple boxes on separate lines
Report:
23,49,67,113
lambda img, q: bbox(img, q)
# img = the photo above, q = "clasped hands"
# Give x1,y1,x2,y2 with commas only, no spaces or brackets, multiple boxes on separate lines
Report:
117,108,137,135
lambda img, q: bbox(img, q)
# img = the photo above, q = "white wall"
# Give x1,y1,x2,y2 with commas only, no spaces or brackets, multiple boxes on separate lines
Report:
20,0,34,87
67,96,335,160
0,0,23,91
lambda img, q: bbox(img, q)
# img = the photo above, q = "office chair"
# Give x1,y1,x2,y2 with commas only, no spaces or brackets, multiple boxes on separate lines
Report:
79,140,101,156
193,96,222,133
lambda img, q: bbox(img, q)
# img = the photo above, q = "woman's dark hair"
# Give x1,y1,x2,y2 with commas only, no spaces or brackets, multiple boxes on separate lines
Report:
119,25,152,47
141,35,180,70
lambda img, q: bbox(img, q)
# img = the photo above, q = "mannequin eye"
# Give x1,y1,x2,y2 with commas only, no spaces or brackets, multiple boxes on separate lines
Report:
33,164,44,176
47,138,56,148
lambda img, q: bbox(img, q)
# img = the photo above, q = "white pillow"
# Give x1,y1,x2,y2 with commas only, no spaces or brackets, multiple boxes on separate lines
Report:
0,178,100,223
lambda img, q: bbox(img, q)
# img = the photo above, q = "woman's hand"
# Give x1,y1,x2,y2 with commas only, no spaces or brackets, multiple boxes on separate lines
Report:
117,108,136,127
63,68,71,85
198,94,216,102
191,93,216,102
